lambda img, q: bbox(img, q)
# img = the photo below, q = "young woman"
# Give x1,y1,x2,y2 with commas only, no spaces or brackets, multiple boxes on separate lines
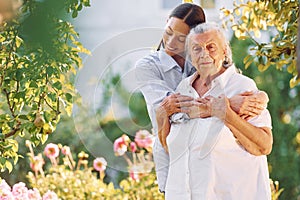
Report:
135,3,268,193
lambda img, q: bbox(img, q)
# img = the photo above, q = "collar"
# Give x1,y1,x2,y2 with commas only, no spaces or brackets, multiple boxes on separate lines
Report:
158,49,181,72
188,65,237,87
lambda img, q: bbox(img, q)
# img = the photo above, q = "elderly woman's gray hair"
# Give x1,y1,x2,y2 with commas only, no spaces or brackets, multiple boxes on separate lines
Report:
186,22,233,68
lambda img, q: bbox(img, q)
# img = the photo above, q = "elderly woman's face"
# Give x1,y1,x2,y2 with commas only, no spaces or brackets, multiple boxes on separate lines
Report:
163,17,190,57
189,29,226,78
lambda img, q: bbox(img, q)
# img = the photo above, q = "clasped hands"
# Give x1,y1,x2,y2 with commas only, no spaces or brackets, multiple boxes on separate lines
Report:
157,91,267,153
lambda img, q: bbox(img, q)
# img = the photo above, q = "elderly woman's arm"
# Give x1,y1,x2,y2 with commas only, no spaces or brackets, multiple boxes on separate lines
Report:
213,96,273,156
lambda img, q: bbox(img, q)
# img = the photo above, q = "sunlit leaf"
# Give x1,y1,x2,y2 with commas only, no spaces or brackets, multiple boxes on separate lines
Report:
5,161,13,173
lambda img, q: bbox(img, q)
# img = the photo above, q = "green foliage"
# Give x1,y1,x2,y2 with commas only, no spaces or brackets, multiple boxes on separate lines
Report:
222,0,299,87
27,166,163,200
25,139,163,200
117,174,164,200
28,166,115,200
231,35,300,200
0,0,90,172
28,168,164,200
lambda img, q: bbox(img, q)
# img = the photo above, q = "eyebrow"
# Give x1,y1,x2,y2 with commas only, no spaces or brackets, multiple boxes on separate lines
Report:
167,26,187,37
192,38,215,46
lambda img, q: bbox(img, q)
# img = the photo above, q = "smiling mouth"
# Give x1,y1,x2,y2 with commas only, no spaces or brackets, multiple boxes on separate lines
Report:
200,62,213,65
166,46,177,51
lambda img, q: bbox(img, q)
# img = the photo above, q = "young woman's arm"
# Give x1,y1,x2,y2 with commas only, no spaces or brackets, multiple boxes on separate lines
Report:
212,95,273,155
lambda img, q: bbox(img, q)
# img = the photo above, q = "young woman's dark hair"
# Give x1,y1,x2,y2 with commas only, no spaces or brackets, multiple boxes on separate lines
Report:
157,3,206,50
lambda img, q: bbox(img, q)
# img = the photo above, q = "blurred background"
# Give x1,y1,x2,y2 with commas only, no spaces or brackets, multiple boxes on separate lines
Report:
1,0,299,199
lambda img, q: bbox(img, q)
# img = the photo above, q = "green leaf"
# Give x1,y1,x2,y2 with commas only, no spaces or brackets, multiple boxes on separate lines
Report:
77,3,83,11
243,55,253,64
44,112,52,123
46,67,54,77
14,91,26,100
0,157,6,165
15,36,23,48
244,56,254,69
53,81,62,90
40,134,48,144
16,69,23,81
72,10,78,18
29,81,39,88
65,93,73,103
19,115,29,120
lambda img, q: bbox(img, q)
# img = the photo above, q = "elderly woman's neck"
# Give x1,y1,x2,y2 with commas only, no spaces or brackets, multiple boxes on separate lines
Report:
193,68,226,97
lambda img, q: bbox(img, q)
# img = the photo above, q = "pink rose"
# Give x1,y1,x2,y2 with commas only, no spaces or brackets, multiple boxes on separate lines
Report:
113,135,130,156
93,157,107,172
42,190,58,200
129,142,137,152
129,170,139,181
12,182,29,200
44,143,59,159
134,130,153,148
28,188,42,200
61,146,70,155
30,154,44,172
0,188,14,200
0,179,11,191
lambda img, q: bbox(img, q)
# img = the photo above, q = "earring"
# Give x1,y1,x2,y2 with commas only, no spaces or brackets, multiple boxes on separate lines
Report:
222,56,232,68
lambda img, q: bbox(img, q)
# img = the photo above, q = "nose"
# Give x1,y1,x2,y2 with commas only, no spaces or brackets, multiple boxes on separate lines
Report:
167,35,177,47
199,48,209,58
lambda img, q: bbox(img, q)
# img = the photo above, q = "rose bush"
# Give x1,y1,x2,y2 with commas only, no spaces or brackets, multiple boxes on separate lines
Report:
0,129,282,199
0,179,58,200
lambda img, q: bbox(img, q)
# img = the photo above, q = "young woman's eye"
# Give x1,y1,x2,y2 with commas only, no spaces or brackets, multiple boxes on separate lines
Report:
178,36,186,43
165,29,173,36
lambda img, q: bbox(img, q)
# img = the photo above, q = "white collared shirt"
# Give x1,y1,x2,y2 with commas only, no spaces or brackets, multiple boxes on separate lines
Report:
165,66,272,200
135,49,195,192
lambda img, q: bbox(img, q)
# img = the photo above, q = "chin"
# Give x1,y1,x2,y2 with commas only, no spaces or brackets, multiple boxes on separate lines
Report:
165,50,177,57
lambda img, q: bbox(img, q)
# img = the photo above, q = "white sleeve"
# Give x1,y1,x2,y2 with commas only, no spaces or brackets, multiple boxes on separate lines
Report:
248,109,272,129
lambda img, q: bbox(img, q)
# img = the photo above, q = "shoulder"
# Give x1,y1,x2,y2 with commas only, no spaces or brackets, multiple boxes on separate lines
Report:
228,72,258,91
135,51,160,70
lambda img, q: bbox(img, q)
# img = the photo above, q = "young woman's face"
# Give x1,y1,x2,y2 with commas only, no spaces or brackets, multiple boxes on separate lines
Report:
163,17,190,57
188,29,226,78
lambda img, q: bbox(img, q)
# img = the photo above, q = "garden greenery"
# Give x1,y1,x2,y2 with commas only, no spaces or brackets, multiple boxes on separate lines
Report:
221,0,299,87
0,0,90,172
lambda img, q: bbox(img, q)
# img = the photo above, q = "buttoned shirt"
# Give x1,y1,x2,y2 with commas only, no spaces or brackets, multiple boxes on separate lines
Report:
135,49,195,192
165,65,272,200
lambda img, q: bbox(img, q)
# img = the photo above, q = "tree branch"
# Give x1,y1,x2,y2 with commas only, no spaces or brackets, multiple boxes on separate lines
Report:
3,89,16,118
4,121,21,138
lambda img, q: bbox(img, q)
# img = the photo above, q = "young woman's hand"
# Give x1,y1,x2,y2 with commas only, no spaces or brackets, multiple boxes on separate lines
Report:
229,91,269,120
159,93,194,117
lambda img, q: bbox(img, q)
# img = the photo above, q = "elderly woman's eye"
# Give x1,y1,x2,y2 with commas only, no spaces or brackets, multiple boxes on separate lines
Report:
208,44,217,52
192,46,202,52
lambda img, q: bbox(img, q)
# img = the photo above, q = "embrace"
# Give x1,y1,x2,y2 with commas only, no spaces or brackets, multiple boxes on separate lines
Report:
136,3,272,200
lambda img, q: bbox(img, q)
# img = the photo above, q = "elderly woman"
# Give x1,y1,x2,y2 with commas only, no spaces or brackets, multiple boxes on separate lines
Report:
157,23,273,199
135,3,269,194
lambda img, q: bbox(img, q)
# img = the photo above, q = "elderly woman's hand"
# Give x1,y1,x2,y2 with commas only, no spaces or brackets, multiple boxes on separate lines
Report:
205,95,231,121
188,97,211,119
